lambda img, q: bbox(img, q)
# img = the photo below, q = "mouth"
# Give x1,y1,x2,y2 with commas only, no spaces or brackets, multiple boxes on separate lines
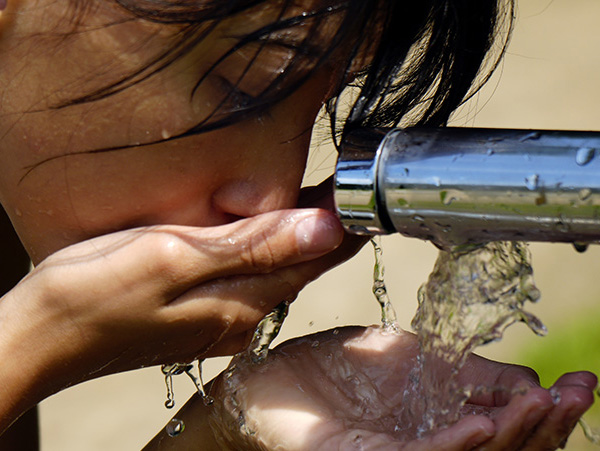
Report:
297,176,335,212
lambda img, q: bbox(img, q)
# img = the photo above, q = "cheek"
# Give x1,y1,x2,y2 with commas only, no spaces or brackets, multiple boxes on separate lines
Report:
7,142,225,262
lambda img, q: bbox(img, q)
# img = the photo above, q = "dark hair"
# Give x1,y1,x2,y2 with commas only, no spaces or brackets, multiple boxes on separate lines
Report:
59,0,513,150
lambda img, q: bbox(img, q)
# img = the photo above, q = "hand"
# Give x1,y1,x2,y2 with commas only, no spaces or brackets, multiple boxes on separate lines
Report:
0,205,363,430
208,327,595,450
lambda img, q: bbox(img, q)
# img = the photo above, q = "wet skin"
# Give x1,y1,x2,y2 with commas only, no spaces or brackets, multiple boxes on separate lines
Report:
0,0,362,434
0,1,595,449
147,327,596,451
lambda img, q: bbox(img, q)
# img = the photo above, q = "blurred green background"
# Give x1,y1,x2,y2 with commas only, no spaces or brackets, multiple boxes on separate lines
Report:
40,1,600,449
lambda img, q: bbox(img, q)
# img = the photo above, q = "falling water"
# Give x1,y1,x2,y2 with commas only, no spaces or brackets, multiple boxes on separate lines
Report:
370,237,400,332
209,239,549,446
247,301,290,364
406,241,546,437
161,360,214,437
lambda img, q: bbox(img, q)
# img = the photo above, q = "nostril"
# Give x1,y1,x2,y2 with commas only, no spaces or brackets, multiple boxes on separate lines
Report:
212,180,292,220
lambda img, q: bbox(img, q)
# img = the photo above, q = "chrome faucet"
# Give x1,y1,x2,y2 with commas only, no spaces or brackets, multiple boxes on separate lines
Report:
334,127,600,250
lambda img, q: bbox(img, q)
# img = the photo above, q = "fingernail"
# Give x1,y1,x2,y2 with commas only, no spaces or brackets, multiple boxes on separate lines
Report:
295,212,342,255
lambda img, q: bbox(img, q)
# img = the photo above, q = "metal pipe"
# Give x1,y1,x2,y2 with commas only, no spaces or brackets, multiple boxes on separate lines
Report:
334,127,600,250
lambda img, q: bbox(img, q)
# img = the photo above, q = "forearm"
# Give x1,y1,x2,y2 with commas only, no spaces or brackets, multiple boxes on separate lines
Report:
0,281,82,434
0,294,47,434
0,210,41,440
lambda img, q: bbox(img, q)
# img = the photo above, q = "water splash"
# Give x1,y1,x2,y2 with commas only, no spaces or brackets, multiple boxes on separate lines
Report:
247,301,290,364
162,364,177,409
370,238,400,332
580,418,600,445
161,360,213,410
209,241,549,446
407,241,545,436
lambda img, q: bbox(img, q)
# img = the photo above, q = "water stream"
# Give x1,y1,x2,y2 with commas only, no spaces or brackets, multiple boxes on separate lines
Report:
160,360,214,437
371,238,400,333
406,240,546,436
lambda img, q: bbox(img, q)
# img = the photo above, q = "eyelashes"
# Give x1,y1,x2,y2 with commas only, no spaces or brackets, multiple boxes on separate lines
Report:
212,75,256,109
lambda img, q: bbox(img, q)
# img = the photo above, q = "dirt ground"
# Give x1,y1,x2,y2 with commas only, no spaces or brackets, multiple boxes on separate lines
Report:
40,1,600,449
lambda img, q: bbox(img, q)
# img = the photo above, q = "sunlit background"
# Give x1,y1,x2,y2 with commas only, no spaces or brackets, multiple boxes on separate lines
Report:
40,1,600,449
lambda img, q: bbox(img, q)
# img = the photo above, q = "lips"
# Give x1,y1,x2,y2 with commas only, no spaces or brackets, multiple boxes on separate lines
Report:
297,176,335,211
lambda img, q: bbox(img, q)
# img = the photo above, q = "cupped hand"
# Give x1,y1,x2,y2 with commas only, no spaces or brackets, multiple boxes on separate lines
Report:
0,206,363,420
208,326,595,451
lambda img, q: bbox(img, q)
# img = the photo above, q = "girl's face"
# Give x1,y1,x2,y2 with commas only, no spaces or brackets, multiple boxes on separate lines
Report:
0,1,348,263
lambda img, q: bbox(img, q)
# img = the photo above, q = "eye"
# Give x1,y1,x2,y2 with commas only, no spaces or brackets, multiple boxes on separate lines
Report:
212,75,256,109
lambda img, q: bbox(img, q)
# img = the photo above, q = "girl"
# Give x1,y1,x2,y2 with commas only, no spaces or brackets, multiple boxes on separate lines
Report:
0,0,594,449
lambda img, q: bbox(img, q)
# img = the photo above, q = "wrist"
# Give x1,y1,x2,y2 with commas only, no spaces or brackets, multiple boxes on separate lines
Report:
0,283,76,432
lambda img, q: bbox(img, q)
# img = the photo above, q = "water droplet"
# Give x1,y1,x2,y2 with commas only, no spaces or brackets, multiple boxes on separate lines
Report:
555,220,570,233
579,188,592,201
162,364,177,409
525,174,539,191
486,148,495,156
576,147,596,166
403,168,410,176
166,418,185,437
550,387,561,405
433,176,442,187
573,242,589,253
520,131,541,142
412,215,425,223
311,340,320,348
440,190,459,206
161,129,172,140
346,376,360,386
308,321,314,327
332,329,340,335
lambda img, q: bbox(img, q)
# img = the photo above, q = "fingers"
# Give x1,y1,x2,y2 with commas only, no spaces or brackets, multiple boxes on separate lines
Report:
18,208,350,375
97,208,341,294
37,208,345,307
471,387,552,451
519,371,596,450
205,208,344,274
321,418,494,451
553,371,598,391
406,416,495,451
474,371,596,451
459,354,540,407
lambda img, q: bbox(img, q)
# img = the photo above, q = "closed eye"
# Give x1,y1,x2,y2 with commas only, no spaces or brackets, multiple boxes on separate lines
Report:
213,75,257,109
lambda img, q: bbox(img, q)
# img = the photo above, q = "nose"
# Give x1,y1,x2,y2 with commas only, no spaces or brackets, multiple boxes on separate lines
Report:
211,138,311,220
211,176,301,220
209,69,332,221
